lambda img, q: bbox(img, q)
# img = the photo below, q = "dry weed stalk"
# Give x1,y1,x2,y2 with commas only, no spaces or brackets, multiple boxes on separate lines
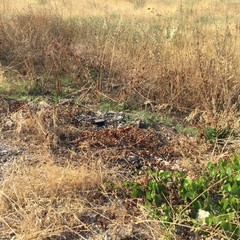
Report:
0,1,240,239
0,160,106,239
0,1,240,125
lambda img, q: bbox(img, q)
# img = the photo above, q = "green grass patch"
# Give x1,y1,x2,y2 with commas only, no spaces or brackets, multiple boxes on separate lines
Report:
100,99,129,112
175,123,200,136
127,110,174,127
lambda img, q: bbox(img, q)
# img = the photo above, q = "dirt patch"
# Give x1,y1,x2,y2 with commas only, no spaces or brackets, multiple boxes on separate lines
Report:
0,98,224,240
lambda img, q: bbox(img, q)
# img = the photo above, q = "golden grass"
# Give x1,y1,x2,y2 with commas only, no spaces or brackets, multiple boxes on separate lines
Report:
2,0,240,19
0,102,238,239
0,0,240,239
1,0,240,123
0,0,177,17
0,158,106,239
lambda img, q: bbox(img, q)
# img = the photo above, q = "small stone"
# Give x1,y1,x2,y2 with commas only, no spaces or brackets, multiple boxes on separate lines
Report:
129,155,139,162
5,120,14,128
0,150,8,156
114,115,124,121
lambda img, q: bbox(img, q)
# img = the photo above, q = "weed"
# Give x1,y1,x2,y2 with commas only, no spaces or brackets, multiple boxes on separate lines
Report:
1,1,240,239
0,10,81,93
175,123,200,136
100,99,129,112
127,110,174,127
125,154,240,238
1,3,240,123
204,126,231,143
0,162,107,239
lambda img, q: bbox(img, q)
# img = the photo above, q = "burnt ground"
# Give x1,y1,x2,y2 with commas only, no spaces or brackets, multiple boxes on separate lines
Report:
0,98,227,240
0,98,212,178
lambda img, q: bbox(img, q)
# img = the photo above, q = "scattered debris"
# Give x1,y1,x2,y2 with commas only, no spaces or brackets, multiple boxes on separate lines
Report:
0,98,225,240
93,118,106,126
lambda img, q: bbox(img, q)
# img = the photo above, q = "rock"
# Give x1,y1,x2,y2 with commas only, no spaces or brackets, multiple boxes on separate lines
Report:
129,155,139,162
5,119,14,128
38,100,50,109
113,114,124,121
136,120,147,129
0,150,8,158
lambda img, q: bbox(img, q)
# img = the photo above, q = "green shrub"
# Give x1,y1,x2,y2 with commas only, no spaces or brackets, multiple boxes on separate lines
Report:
125,154,240,238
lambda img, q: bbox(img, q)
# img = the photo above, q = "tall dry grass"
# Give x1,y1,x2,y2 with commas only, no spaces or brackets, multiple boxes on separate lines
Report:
0,100,170,239
0,160,107,239
1,1,240,127
1,1,240,239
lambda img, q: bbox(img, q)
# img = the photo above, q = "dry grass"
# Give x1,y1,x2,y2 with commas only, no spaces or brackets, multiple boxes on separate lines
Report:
0,99,238,239
0,0,240,239
0,162,98,238
1,0,240,125
0,103,166,239
0,0,177,18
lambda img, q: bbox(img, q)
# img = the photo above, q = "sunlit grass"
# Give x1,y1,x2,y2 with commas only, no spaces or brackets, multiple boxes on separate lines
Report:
0,0,240,239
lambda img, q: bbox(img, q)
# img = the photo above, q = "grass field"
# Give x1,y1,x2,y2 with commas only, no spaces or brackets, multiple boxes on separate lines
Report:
0,0,240,239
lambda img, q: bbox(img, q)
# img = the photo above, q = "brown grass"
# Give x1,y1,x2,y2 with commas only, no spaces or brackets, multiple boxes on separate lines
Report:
0,99,237,239
0,160,104,239
0,1,240,239
0,162,173,239
1,0,240,125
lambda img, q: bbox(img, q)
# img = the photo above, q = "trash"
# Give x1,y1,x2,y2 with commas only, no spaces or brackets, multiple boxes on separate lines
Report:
197,209,210,224
93,119,106,127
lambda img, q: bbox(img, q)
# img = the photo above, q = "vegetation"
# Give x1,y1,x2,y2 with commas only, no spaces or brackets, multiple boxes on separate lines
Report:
125,155,240,239
0,0,240,239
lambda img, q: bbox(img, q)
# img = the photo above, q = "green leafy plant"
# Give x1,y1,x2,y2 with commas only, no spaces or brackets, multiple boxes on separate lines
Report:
125,171,184,222
125,154,240,238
